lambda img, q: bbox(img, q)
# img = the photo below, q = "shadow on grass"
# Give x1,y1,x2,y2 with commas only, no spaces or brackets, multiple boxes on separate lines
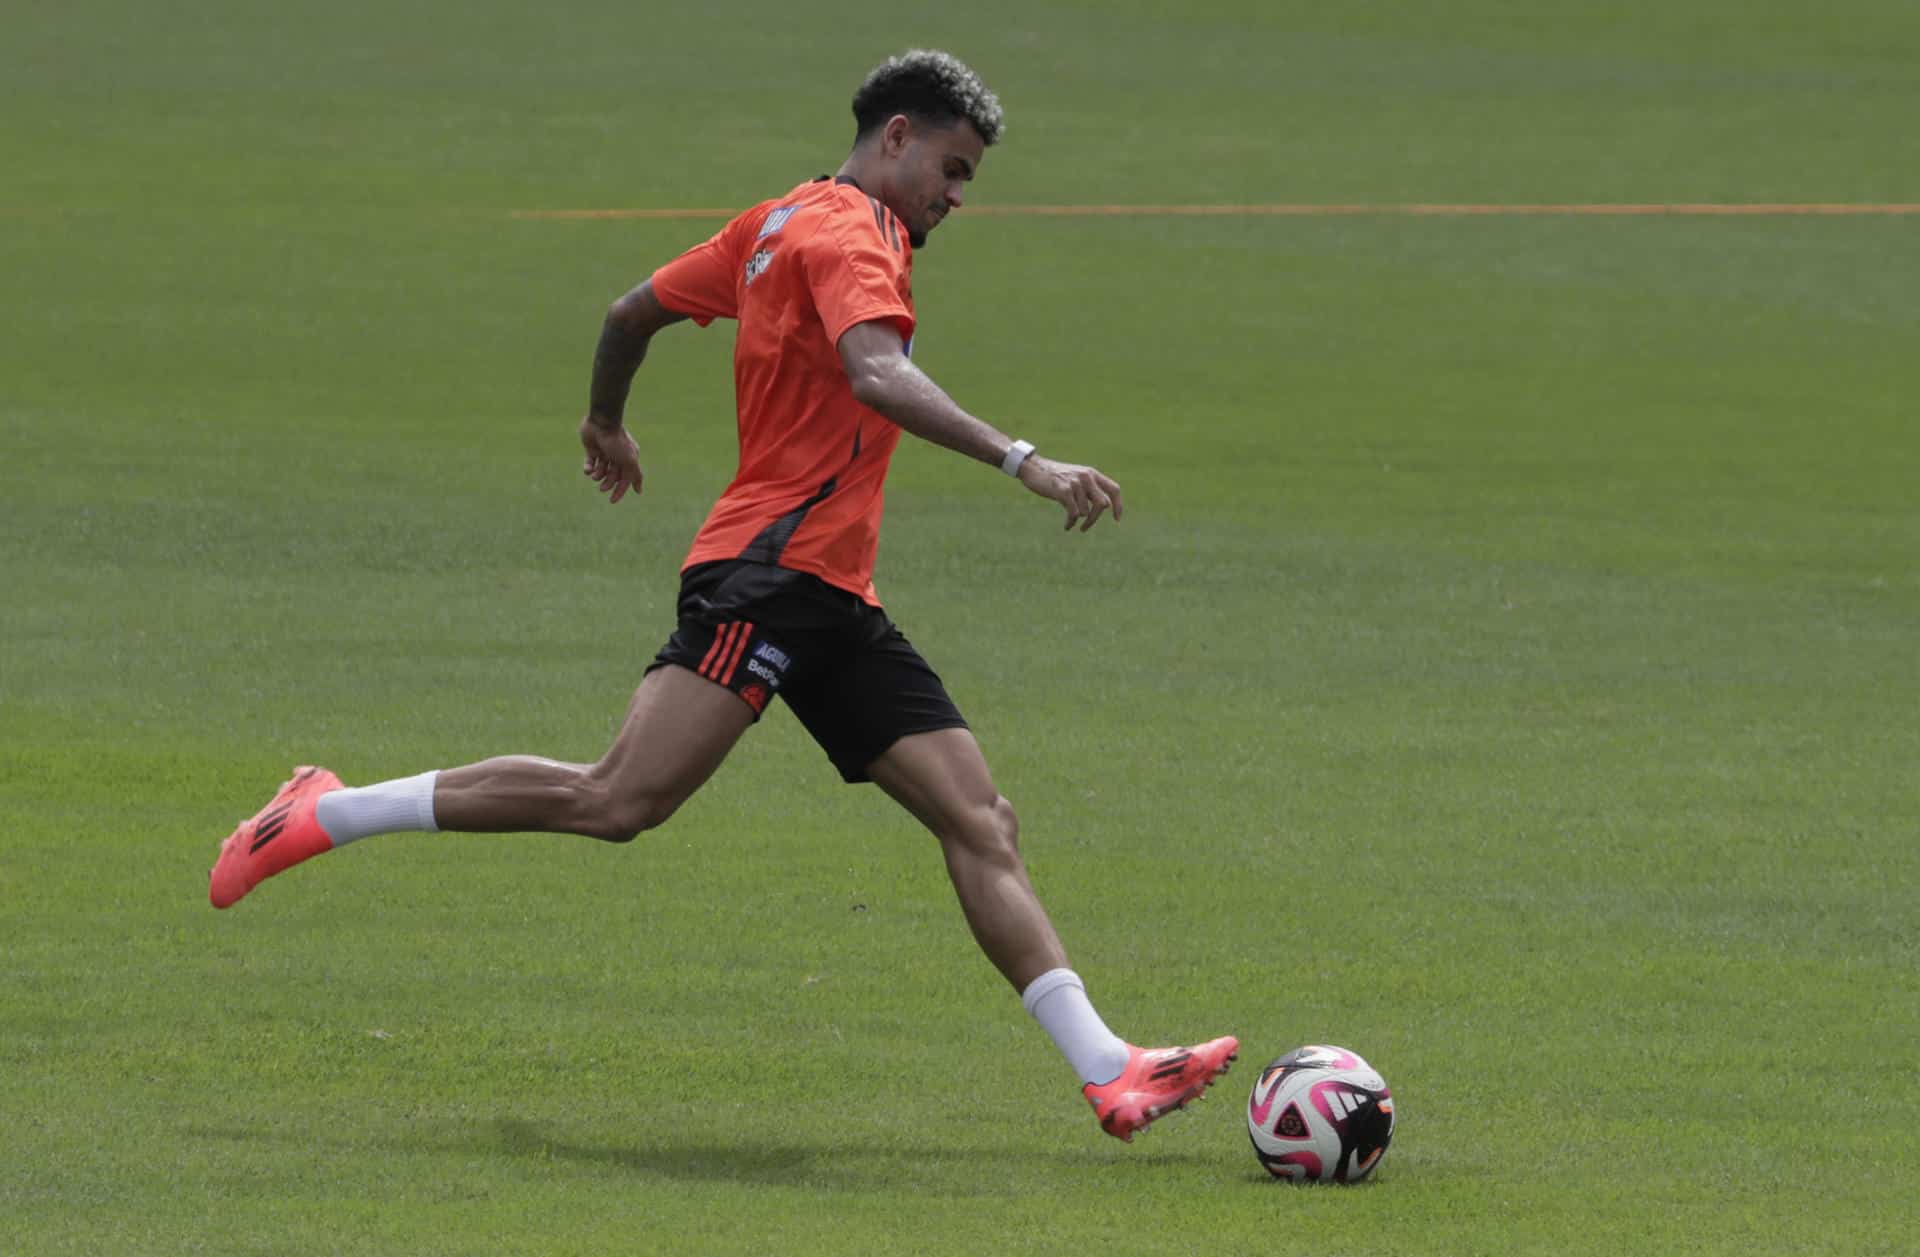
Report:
184,1117,1227,1194
490,1118,1231,1193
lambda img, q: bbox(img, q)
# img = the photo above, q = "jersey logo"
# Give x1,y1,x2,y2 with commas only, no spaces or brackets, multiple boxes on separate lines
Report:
744,248,775,287
757,206,797,238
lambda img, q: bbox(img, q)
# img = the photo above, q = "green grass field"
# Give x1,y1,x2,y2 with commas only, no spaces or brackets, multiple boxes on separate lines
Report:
4,2,1917,1253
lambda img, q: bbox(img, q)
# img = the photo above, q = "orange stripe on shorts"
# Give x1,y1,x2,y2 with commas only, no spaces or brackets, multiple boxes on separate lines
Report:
697,622,737,679
719,621,755,686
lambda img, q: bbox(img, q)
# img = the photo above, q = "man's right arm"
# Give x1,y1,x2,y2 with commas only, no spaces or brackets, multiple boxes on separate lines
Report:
587,279,689,430
580,280,690,504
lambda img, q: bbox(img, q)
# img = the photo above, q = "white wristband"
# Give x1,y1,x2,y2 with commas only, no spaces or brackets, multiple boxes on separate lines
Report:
1001,439,1036,477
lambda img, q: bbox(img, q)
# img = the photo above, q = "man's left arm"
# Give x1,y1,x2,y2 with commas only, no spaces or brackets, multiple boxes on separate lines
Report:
837,319,1124,532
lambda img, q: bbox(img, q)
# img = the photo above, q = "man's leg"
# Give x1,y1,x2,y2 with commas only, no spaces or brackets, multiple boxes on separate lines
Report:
209,665,752,907
866,726,1065,991
867,726,1238,1141
869,728,1126,1081
429,665,753,840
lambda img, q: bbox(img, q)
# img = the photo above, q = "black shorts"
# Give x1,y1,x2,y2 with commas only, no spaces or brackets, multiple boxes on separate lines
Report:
647,560,968,783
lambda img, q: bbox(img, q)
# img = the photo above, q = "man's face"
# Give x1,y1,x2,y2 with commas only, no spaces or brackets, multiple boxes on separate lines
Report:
880,116,984,248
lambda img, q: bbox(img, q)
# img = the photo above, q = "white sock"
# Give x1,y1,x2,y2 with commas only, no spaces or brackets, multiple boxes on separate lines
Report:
1021,967,1131,1087
314,770,440,846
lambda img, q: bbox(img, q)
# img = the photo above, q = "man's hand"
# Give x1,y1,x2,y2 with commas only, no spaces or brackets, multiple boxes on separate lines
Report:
579,416,644,504
1017,454,1124,532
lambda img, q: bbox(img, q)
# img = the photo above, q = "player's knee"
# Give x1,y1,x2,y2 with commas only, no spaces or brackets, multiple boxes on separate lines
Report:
990,795,1020,853
950,794,1020,862
584,784,680,844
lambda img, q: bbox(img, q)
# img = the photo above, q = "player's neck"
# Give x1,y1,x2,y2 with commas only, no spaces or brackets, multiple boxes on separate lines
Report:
834,154,880,195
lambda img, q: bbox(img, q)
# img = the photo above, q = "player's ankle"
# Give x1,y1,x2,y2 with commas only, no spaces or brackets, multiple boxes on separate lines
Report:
1021,968,1129,1086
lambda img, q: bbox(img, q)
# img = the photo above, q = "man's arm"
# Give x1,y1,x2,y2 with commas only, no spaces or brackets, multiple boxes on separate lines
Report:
588,279,689,429
837,319,1124,532
580,280,690,504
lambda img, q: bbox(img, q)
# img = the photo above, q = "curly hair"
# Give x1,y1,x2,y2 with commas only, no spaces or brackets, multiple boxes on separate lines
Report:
851,49,1004,146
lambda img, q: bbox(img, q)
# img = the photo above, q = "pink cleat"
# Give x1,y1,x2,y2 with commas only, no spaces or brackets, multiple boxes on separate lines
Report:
1084,1036,1240,1142
208,766,343,908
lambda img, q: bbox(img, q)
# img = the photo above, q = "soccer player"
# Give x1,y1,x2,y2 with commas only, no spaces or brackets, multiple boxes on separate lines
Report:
209,49,1235,1141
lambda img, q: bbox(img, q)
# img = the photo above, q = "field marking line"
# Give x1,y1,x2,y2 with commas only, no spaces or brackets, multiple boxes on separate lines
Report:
512,203,1920,221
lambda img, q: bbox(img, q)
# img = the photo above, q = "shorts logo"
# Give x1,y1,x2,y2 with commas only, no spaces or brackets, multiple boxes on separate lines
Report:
757,206,797,238
752,642,792,672
745,249,775,287
746,657,783,688
739,683,771,714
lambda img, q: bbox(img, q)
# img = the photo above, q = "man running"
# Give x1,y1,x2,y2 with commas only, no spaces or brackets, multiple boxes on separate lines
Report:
209,49,1235,1142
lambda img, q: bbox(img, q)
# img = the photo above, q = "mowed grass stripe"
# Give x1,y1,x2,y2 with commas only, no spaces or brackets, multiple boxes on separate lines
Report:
512,202,1920,221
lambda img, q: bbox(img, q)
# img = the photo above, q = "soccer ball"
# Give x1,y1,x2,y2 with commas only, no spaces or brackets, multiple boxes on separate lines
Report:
1246,1044,1395,1183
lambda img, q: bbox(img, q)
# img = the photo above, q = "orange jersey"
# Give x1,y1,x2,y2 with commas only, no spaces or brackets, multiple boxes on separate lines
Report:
650,176,916,605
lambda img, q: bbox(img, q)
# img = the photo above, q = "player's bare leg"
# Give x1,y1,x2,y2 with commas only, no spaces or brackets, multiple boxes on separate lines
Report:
433,665,752,840
868,726,1066,990
209,665,752,906
868,726,1237,1140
